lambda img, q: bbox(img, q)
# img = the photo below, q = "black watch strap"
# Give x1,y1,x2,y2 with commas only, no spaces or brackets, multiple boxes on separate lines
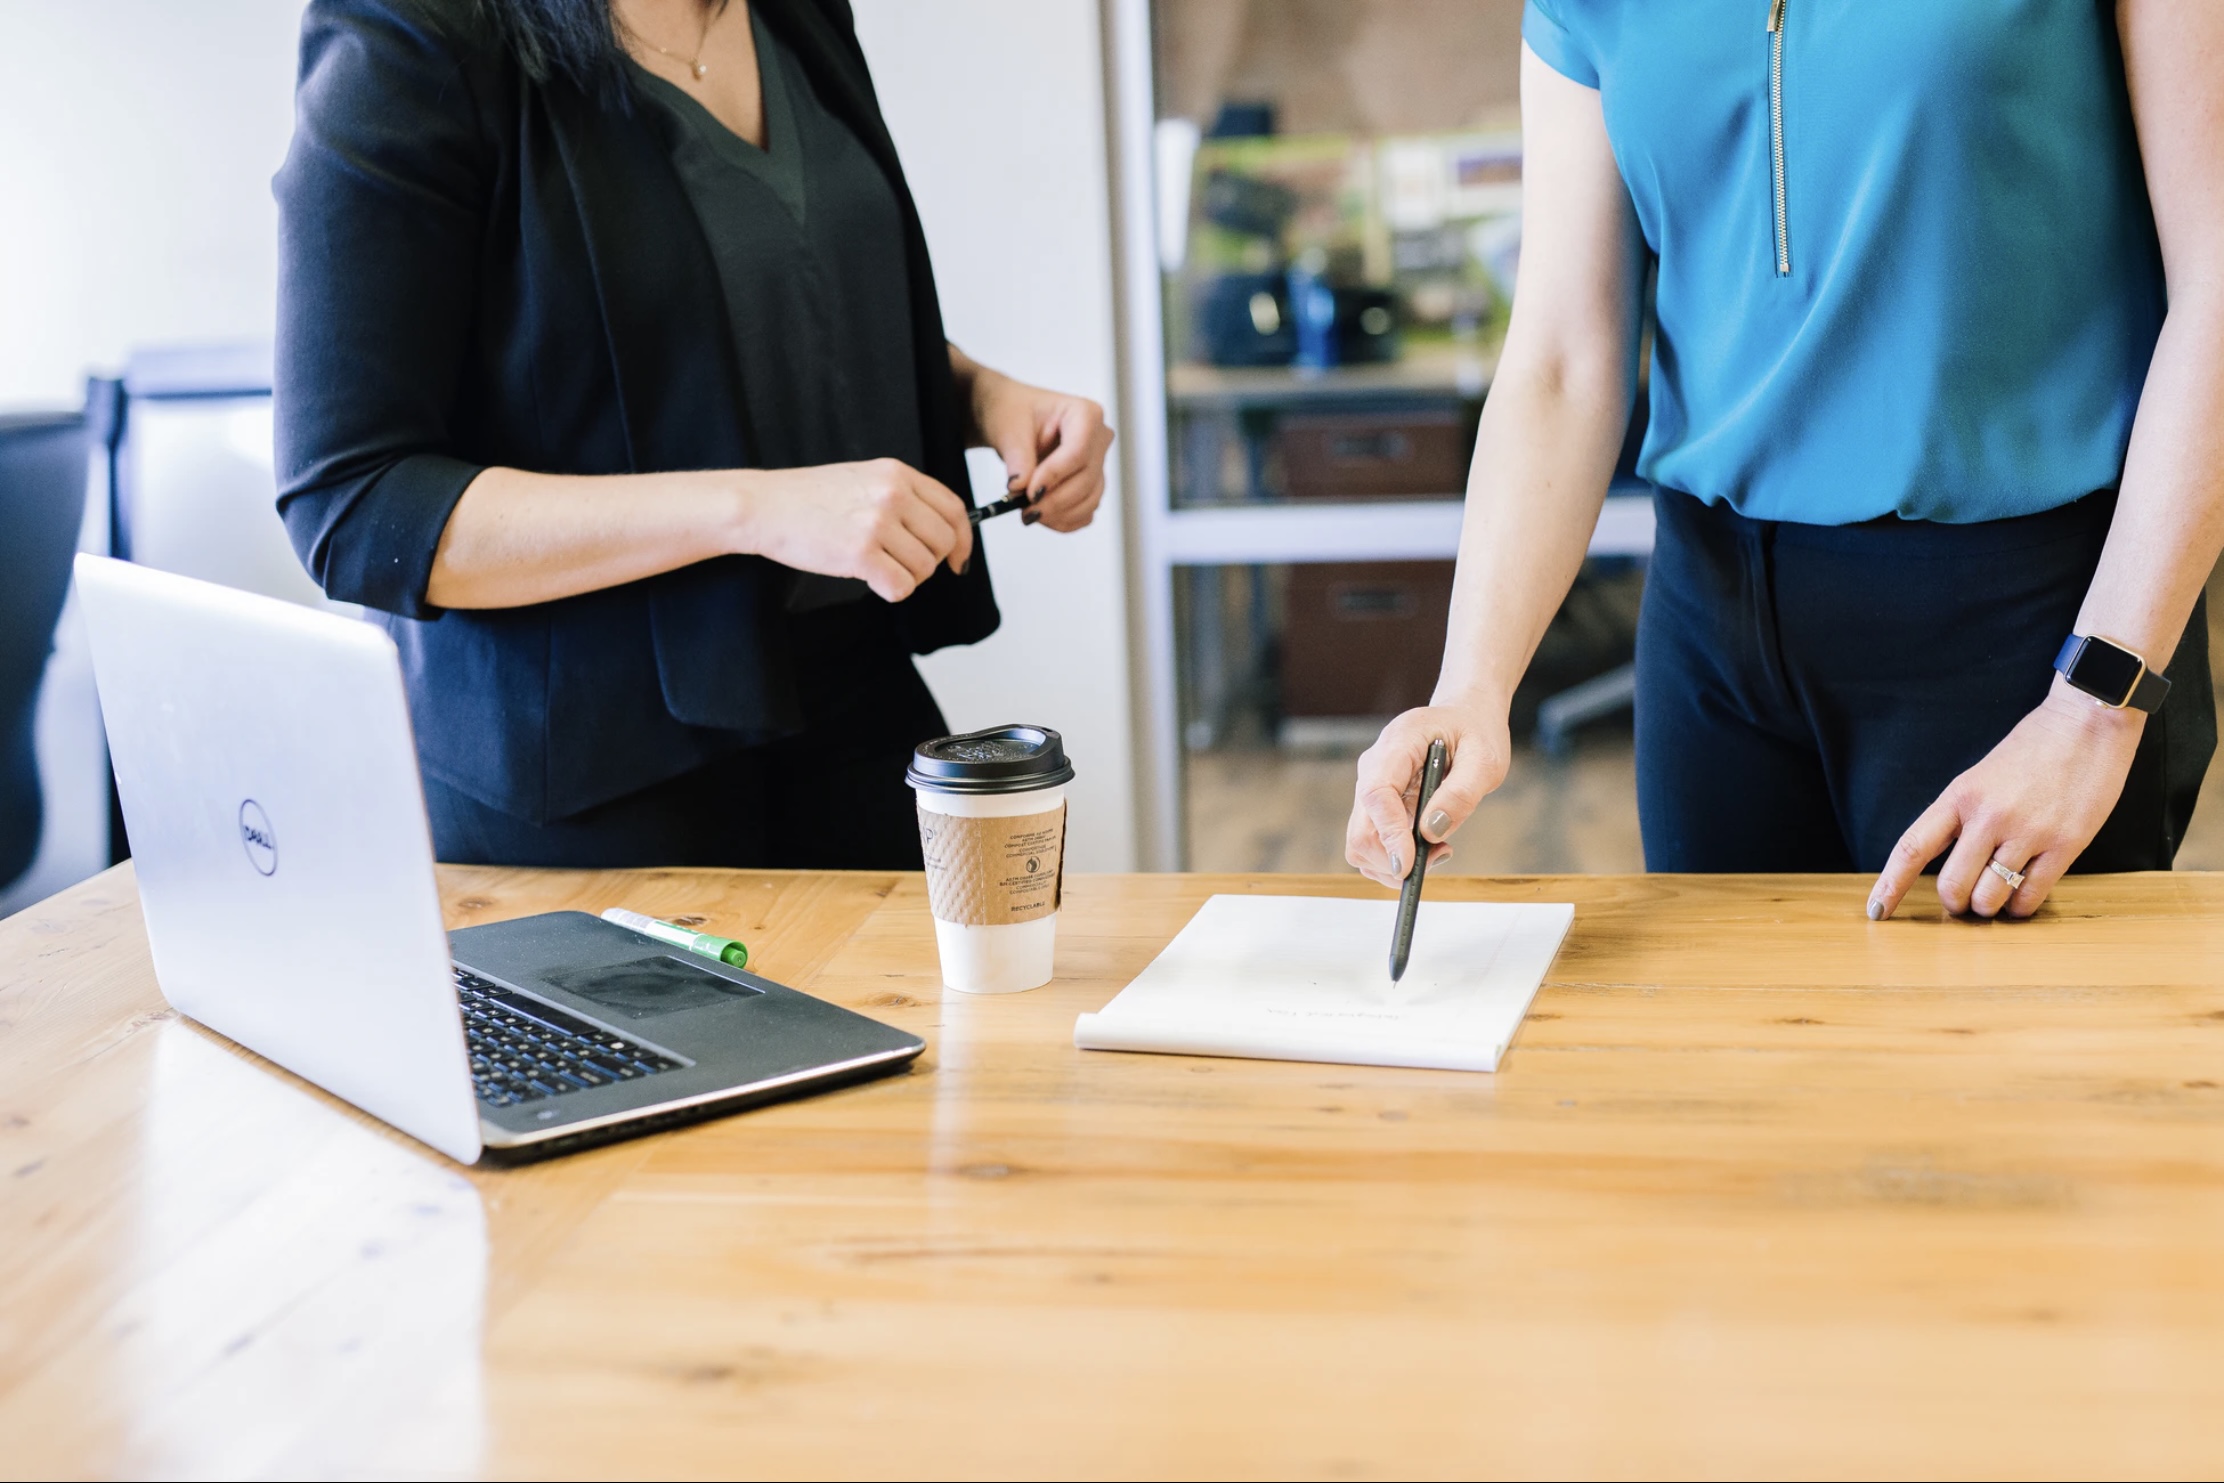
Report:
2054,633,2171,713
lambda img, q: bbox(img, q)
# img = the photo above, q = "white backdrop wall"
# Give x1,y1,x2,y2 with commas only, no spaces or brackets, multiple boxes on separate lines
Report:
0,0,304,409
0,0,309,915
0,0,1138,890
853,0,1136,871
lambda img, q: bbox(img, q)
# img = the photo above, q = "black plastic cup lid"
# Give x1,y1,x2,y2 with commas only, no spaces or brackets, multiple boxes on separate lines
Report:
907,724,1075,794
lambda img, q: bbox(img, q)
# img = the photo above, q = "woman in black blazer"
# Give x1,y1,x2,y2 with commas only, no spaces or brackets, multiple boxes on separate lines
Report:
273,0,1114,869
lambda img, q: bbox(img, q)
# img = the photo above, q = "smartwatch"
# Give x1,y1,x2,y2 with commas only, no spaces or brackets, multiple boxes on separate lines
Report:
2054,633,2170,713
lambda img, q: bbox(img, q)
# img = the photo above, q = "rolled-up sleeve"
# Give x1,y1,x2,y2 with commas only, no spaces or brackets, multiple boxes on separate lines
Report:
272,0,494,619
1522,0,1600,89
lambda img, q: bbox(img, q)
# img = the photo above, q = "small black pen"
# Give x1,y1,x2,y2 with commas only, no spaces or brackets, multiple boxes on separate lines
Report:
969,489,1036,526
1388,738,1449,983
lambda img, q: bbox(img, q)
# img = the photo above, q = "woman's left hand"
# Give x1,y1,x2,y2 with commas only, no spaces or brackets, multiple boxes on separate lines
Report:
968,368,1114,532
1867,678,2146,921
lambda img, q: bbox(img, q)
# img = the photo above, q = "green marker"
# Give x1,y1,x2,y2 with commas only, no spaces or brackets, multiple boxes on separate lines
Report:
600,907,750,970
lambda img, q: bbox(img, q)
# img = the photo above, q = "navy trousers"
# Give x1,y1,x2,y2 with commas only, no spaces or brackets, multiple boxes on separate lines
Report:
425,604,947,870
1634,487,2215,873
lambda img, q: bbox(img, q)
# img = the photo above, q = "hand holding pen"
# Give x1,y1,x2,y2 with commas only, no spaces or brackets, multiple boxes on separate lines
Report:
1347,703,1510,890
959,355,1115,533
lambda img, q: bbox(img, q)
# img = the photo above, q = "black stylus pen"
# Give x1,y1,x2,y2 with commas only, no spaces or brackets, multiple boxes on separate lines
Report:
969,489,1035,525
1389,738,1449,983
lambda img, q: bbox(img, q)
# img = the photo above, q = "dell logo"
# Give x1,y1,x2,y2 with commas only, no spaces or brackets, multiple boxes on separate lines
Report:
238,799,278,876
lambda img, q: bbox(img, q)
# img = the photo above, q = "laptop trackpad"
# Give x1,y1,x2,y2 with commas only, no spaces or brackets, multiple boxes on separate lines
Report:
539,954,765,1020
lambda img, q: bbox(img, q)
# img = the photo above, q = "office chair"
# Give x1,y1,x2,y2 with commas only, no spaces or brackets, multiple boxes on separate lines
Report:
0,412,91,891
113,342,338,610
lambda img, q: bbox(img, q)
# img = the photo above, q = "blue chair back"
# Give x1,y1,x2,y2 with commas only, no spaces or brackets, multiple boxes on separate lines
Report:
0,413,90,890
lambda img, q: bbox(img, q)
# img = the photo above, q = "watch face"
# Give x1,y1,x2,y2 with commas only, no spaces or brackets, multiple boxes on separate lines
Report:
2071,638,2145,703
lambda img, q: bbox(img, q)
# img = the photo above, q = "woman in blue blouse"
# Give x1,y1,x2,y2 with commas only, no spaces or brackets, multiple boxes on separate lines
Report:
1347,1,2224,920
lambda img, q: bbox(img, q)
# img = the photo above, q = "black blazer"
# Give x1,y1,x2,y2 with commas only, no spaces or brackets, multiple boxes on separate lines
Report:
273,0,998,824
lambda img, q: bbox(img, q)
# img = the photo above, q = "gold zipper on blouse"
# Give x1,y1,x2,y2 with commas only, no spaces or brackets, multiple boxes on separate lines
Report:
1767,0,1790,276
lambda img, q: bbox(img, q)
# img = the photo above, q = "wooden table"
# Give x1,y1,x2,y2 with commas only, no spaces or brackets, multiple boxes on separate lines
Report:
5,866,2224,1479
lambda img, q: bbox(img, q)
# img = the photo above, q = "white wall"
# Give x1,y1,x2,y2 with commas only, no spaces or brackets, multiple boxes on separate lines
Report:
0,0,306,915
0,0,305,408
2,0,1138,883
854,0,1137,871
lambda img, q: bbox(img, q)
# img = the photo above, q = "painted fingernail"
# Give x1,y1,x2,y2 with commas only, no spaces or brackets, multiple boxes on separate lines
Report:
1387,848,1402,877
1866,898,1883,921
1424,809,1452,839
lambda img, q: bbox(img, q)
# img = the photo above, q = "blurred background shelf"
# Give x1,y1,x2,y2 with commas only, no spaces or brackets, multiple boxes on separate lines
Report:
1165,342,1497,410
1162,488,1653,565
1111,0,1649,866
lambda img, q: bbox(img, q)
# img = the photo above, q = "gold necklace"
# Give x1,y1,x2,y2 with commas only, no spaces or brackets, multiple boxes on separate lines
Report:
638,1,724,81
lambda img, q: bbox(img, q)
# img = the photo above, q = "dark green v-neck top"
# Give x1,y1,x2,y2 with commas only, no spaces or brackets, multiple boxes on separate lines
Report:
631,9,924,607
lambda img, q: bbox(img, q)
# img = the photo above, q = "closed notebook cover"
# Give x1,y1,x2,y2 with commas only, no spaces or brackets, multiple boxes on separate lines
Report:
1074,895,1574,1073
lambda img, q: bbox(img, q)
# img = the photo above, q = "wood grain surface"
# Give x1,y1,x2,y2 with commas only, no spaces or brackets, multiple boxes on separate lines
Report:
4,865,2223,1480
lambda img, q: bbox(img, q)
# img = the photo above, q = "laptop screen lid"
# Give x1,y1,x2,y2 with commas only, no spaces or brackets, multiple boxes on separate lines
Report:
74,555,481,1163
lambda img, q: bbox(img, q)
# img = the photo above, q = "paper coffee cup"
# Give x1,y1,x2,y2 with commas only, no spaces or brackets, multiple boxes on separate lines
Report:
908,725,1074,994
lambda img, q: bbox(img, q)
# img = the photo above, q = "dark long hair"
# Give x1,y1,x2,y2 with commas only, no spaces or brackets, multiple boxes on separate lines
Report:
475,0,632,101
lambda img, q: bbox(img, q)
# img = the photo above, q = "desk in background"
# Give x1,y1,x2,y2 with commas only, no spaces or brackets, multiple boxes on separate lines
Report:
5,867,2224,1477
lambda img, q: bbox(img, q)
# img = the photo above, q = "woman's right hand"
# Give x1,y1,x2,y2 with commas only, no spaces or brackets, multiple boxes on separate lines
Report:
735,458,975,603
1346,701,1513,889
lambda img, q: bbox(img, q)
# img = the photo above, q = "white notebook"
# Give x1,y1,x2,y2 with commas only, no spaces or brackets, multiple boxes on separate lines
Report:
1074,894,1575,1073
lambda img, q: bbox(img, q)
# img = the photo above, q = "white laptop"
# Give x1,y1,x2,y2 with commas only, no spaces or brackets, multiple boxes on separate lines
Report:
74,555,923,1164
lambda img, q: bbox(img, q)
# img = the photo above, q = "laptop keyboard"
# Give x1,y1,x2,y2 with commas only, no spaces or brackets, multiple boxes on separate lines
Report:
455,968,682,1108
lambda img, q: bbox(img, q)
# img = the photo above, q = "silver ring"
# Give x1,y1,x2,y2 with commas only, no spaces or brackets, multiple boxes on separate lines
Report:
1986,858,2028,892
